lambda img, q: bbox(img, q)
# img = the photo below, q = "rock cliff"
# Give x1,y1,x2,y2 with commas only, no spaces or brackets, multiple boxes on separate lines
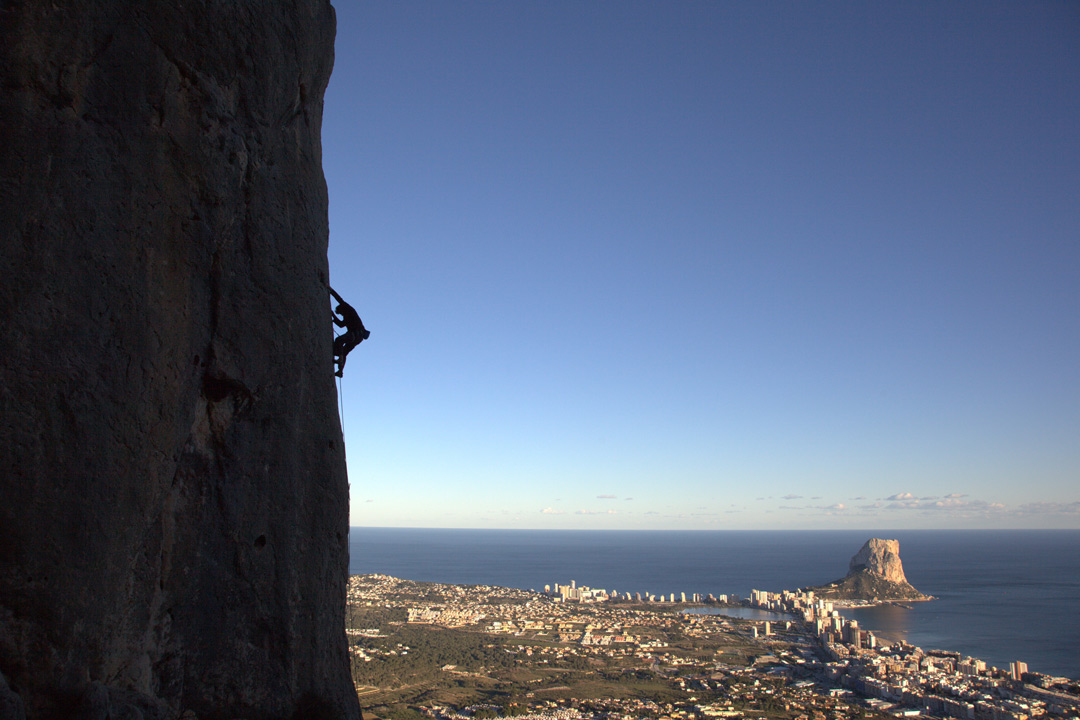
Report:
0,2,360,719
809,538,930,602
848,538,908,584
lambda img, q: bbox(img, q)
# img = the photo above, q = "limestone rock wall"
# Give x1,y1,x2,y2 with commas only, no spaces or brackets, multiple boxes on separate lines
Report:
0,2,359,719
848,538,908,584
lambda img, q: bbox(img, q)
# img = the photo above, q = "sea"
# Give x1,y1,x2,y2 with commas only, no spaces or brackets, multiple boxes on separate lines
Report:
347,528,1080,680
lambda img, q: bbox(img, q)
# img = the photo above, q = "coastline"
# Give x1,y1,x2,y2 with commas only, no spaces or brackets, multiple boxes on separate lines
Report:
347,574,1080,720
349,527,1080,679
827,596,936,609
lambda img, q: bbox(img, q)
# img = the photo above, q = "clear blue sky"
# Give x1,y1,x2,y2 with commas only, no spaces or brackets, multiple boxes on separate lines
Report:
323,1,1079,530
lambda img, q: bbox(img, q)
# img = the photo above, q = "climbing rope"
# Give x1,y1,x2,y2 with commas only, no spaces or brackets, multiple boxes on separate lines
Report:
338,372,345,434
333,324,345,434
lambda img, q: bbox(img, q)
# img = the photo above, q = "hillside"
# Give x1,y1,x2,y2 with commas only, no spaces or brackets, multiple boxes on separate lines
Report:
808,569,932,602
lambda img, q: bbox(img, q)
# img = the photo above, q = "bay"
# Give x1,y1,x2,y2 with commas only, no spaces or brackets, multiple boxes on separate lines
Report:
347,528,1080,679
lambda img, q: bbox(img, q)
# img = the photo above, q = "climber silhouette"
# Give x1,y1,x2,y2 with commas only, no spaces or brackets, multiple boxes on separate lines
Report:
330,286,369,377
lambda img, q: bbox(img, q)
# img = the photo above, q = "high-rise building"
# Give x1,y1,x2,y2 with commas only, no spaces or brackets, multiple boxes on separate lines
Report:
958,658,986,676
846,620,859,645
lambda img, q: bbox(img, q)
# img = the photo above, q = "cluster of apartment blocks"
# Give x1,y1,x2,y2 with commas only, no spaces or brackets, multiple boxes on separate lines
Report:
749,588,1080,720
750,588,887,650
547,580,732,605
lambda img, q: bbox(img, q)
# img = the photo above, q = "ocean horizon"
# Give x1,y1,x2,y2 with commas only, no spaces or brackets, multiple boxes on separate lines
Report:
348,527,1080,680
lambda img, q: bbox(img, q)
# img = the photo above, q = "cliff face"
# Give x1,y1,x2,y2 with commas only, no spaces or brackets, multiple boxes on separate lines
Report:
848,538,908,584
0,3,359,719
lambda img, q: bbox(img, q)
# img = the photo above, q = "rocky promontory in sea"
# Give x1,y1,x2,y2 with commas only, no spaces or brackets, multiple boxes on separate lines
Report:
0,2,360,719
808,538,932,603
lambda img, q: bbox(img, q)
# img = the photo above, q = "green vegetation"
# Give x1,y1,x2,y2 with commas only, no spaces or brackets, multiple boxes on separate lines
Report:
346,604,407,628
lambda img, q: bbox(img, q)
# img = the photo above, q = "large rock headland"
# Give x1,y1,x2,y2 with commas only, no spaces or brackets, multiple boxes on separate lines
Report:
808,538,932,603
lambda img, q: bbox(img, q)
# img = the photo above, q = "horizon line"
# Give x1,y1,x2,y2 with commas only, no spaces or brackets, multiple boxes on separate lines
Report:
347,526,1079,533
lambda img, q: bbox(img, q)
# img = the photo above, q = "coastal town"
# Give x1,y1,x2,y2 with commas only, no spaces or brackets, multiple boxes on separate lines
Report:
747,587,1079,719
346,574,1080,720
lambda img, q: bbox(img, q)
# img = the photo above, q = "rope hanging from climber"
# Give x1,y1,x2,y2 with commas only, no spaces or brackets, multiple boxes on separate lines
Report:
330,286,369,377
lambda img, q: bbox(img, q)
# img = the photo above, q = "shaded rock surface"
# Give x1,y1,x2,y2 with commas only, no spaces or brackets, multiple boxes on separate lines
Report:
0,2,359,719
0,673,26,720
809,538,930,602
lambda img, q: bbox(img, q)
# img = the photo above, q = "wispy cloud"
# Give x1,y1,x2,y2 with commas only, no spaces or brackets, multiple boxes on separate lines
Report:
1015,501,1080,516
782,494,803,500
794,494,1080,523
879,495,1007,517
576,509,618,515
540,507,564,515
597,494,617,499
